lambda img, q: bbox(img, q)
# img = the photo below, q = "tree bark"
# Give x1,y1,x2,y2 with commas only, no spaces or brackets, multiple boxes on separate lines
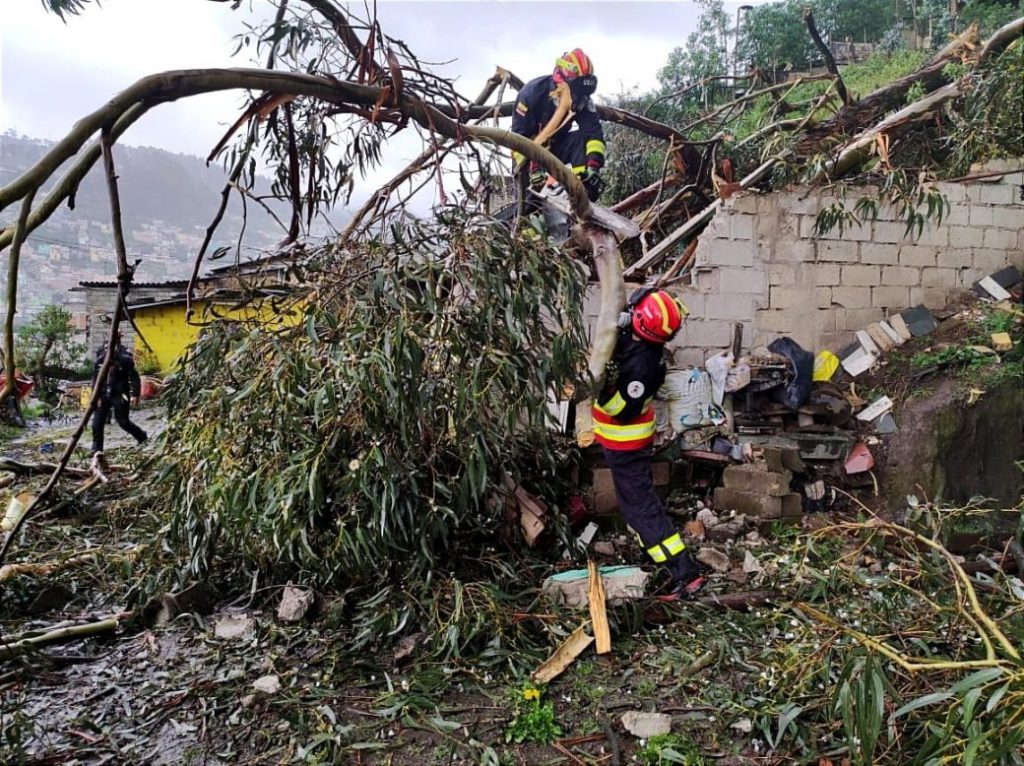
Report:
804,9,850,106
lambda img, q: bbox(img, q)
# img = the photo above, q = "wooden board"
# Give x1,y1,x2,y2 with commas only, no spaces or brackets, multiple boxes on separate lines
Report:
587,561,611,655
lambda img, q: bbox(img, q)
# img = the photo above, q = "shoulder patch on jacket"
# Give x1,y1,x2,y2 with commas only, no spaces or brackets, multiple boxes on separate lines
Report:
515,102,528,116
626,380,645,399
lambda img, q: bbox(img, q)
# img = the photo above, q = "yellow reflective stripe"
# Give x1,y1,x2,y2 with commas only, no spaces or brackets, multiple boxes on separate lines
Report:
512,150,525,166
650,291,673,337
572,165,587,175
662,533,685,556
598,392,626,416
593,422,656,442
647,543,667,563
586,139,606,156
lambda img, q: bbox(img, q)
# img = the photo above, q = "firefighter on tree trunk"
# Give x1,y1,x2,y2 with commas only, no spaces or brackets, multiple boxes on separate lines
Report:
593,289,706,600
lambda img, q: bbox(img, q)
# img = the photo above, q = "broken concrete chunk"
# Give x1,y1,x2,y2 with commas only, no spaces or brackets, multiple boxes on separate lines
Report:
684,519,706,541
742,550,763,574
722,464,792,497
277,585,314,623
696,546,731,573
844,443,875,475
621,711,672,738
901,305,937,337
879,320,904,346
695,508,720,528
592,541,617,556
253,674,281,694
714,487,801,519
215,614,256,640
706,520,745,543
857,395,893,422
865,324,896,353
977,276,1012,301
841,346,877,377
855,329,880,356
888,313,913,341
992,332,1013,352
875,413,898,435
542,566,650,608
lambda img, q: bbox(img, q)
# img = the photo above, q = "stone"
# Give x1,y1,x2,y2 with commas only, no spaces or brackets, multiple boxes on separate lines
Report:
696,546,731,573
875,413,898,435
684,520,706,541
742,550,763,574
865,323,896,352
901,305,937,337
706,520,745,543
714,487,802,519
992,332,1013,352
253,675,281,694
215,614,256,640
722,464,792,497
542,566,651,608
621,711,672,738
695,508,720,528
277,585,315,623
888,313,913,341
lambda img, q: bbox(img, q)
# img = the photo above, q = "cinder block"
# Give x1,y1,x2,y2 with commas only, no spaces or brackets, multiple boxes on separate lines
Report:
718,267,767,294
841,264,881,286
973,248,1011,273
983,229,1017,250
769,286,813,310
969,206,995,227
830,286,872,309
771,239,815,263
898,246,937,268
723,464,793,496
726,193,759,214
991,206,1023,228
872,286,910,308
934,182,967,203
689,268,718,294
813,264,842,285
799,214,824,239
881,265,920,286
780,193,824,215
679,320,732,348
846,221,873,241
949,226,984,248
978,184,1016,205
815,287,832,309
915,225,948,247
937,248,972,269
706,293,761,320
817,241,859,263
768,264,797,285
714,487,801,519
709,239,756,267
859,243,900,265
874,221,909,244
730,214,756,240
943,205,970,226
908,286,948,310
921,267,959,289
836,308,883,331
755,309,796,333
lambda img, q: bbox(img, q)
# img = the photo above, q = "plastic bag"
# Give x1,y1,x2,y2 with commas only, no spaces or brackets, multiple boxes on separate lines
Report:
768,337,814,410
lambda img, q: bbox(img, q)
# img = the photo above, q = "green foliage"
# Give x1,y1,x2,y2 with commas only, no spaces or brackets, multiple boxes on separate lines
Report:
156,208,588,653
658,0,730,105
505,684,562,745
958,0,1024,37
905,80,926,104
16,304,85,404
947,36,1024,175
635,733,705,766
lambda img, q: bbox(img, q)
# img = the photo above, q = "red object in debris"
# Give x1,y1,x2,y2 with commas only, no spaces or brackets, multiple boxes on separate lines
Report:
0,370,33,401
140,376,160,400
844,443,875,475
565,493,590,527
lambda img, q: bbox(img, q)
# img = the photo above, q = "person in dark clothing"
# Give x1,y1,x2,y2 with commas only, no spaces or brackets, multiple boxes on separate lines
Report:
592,289,705,600
511,48,606,202
91,331,147,453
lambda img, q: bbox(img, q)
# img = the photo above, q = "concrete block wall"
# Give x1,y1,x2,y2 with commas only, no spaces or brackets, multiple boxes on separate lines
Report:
662,158,1024,360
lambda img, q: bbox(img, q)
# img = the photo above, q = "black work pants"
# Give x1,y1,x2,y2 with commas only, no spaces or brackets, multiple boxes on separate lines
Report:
603,446,698,583
549,130,588,170
91,394,147,452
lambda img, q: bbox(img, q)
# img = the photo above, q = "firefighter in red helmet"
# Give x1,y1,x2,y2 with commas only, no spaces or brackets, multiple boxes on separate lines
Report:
510,48,606,202
593,288,706,600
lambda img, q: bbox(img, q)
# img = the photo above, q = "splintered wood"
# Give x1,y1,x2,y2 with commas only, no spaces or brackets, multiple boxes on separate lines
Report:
531,622,595,684
587,560,611,655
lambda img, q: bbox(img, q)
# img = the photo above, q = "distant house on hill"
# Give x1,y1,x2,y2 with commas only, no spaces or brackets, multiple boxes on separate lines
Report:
72,254,305,372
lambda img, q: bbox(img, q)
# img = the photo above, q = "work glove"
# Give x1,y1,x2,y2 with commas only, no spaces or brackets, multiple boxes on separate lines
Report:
529,167,548,191
582,167,604,202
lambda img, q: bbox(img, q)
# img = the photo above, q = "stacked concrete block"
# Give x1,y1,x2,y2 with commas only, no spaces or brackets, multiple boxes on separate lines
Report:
588,462,671,517
713,463,801,521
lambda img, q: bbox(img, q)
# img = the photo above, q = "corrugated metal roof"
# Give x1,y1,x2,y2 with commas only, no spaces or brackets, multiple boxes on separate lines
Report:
75,279,195,289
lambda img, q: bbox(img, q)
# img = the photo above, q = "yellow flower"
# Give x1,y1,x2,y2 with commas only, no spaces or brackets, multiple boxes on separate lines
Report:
522,687,541,702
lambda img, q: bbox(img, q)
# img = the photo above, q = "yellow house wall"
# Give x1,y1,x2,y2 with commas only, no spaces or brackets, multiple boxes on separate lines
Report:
132,300,303,372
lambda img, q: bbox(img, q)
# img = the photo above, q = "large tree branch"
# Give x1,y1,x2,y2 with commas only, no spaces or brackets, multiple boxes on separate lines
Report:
1,192,35,408
804,9,850,106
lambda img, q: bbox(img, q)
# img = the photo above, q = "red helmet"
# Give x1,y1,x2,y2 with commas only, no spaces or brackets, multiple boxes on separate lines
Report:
553,48,594,83
631,290,688,343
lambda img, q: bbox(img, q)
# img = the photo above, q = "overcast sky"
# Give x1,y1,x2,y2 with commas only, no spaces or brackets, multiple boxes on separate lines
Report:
0,0,765,207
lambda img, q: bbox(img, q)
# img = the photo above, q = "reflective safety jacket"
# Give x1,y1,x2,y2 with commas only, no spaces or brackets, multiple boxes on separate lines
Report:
510,75,605,172
592,333,666,451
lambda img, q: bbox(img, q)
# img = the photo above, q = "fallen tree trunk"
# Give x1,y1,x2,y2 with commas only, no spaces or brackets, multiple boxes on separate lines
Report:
0,614,126,662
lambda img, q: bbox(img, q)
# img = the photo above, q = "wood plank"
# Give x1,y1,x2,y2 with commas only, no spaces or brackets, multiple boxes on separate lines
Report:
587,560,611,655
531,622,595,684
